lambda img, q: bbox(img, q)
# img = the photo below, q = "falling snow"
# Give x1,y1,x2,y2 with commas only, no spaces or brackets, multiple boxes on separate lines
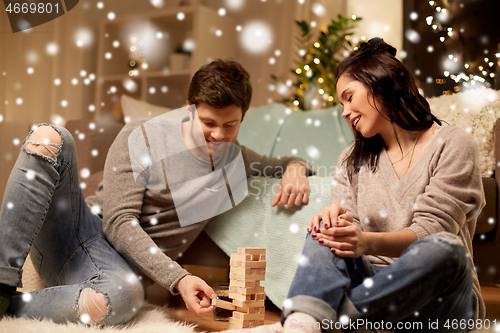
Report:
363,278,374,288
26,170,36,180
80,314,91,324
311,3,326,16
306,146,320,159
339,315,349,325
289,223,299,233
283,298,293,309
240,21,273,54
149,0,164,8
80,168,90,179
90,205,101,215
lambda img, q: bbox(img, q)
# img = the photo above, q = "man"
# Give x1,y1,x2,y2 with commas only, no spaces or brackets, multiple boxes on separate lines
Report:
0,59,312,324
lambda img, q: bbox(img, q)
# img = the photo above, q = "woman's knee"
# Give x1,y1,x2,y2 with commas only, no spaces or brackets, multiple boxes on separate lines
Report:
421,232,470,271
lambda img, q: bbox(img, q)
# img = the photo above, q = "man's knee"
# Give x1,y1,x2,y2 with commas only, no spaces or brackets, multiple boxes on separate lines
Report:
25,125,62,160
78,288,108,325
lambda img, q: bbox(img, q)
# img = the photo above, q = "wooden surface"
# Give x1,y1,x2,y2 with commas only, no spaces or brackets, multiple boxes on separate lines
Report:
146,282,500,332
169,301,281,332
145,282,281,332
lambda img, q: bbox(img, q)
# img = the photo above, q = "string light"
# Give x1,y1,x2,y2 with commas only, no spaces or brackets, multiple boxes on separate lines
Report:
426,1,495,91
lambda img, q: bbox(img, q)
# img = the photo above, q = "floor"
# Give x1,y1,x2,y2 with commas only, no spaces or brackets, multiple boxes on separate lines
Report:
145,283,281,332
145,283,500,332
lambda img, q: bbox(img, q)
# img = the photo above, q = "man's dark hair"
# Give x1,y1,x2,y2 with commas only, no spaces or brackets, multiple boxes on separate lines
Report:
188,59,252,117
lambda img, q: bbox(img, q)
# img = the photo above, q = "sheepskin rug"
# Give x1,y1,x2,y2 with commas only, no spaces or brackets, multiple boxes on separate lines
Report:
0,306,283,333
0,303,197,333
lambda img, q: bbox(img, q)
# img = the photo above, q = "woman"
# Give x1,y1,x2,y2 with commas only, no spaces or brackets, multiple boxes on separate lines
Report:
282,38,484,333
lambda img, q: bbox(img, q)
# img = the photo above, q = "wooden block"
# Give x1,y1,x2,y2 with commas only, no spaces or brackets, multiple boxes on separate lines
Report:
230,259,266,268
230,272,265,281
211,298,236,310
229,317,265,329
233,311,266,321
230,293,266,302
229,285,265,294
259,254,266,261
230,267,266,275
230,280,260,288
236,306,266,314
237,248,266,255
231,254,253,261
228,318,243,330
232,299,265,307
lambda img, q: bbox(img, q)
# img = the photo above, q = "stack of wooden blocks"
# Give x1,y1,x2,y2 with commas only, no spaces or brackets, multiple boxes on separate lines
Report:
212,247,267,329
229,248,266,329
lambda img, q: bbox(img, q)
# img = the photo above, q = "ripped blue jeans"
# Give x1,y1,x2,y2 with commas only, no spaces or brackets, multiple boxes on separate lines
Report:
283,230,476,333
0,124,144,324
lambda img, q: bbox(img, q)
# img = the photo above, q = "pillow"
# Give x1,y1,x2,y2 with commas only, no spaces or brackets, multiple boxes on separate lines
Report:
205,176,332,309
121,95,172,122
427,89,500,177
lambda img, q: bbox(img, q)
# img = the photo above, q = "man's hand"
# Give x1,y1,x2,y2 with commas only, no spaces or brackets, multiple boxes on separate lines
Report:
176,275,216,315
272,163,309,207
314,217,367,258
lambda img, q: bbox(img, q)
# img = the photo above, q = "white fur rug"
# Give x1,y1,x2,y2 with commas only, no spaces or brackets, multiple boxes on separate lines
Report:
0,304,195,333
0,303,283,333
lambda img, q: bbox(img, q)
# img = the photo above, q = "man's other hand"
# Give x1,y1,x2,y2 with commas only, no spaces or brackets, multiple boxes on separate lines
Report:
272,163,309,207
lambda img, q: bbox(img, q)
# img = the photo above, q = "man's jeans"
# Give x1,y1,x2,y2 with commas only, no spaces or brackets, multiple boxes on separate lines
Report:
0,124,144,324
283,230,476,332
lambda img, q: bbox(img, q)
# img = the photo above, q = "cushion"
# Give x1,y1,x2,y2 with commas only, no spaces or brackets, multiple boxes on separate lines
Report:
271,105,354,176
237,103,293,156
121,95,172,123
427,89,500,177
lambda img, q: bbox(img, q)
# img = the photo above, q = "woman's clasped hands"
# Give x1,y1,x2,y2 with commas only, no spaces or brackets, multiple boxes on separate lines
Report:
307,204,367,258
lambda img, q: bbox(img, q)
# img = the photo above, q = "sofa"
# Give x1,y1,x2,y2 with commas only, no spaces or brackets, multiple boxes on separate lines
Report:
65,99,500,306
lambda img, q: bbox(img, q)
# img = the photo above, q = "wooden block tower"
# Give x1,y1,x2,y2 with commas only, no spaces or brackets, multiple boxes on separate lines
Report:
228,248,267,329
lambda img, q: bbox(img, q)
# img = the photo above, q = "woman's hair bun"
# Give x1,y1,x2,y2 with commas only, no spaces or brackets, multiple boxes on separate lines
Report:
358,37,397,57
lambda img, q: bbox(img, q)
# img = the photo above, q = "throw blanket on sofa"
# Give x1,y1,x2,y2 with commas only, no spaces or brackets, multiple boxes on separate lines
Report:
205,176,332,309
